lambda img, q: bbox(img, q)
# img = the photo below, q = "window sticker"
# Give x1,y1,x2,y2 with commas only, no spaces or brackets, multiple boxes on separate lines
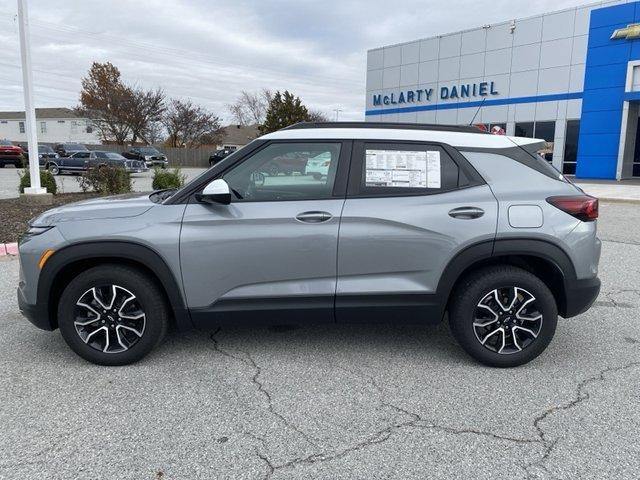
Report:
365,149,441,188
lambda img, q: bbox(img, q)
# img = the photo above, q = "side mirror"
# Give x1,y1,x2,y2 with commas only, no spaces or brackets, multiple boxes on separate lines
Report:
196,178,231,205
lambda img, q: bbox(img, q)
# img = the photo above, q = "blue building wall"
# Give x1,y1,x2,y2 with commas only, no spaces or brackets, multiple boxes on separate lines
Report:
577,2,640,179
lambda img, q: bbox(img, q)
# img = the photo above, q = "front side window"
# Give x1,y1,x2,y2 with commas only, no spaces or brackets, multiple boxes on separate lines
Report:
223,142,341,201
355,143,460,197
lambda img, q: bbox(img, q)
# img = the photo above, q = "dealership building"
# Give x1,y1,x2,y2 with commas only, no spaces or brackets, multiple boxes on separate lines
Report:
365,0,640,179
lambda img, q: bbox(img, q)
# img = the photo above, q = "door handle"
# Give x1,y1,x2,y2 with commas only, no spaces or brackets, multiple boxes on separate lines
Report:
448,206,485,219
295,211,332,223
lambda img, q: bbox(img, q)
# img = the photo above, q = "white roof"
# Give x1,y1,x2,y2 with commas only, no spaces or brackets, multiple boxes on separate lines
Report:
261,127,542,149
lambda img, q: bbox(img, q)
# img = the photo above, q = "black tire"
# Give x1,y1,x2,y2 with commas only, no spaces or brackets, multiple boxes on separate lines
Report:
312,172,322,180
47,164,60,175
0,163,5,168
58,265,169,366
449,265,557,368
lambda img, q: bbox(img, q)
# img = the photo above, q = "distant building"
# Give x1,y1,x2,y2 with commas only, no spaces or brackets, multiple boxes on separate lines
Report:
365,0,640,179
217,124,260,149
0,107,100,144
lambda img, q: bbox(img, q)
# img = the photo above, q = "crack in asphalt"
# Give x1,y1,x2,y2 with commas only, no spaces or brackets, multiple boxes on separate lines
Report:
600,238,640,246
525,361,640,479
208,331,640,480
208,329,318,449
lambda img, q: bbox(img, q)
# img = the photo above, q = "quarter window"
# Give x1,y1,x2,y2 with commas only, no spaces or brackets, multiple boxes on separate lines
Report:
223,142,341,201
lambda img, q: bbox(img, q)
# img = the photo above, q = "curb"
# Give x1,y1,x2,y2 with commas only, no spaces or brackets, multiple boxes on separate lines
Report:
0,242,18,257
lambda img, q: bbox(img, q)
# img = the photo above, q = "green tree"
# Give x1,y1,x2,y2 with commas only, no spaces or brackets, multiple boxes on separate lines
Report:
259,91,310,134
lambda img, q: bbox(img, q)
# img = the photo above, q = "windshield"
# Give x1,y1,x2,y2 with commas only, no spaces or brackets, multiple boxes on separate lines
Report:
138,147,161,155
65,143,88,151
39,145,54,153
95,152,125,160
0,140,12,145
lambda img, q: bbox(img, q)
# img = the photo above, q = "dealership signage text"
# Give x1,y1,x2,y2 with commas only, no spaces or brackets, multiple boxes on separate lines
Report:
373,81,499,106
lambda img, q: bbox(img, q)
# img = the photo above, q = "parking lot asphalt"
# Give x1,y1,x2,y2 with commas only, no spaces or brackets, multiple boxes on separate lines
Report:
0,166,206,199
0,201,639,480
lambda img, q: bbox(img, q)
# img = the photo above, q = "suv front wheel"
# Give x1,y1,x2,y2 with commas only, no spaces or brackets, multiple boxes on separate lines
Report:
449,266,558,368
58,265,169,366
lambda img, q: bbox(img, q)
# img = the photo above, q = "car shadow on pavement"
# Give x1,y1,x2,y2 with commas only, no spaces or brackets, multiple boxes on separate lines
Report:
160,320,475,367
20,317,474,367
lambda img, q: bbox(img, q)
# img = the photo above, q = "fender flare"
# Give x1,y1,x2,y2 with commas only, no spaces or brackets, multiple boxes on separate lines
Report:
38,241,192,331
436,238,576,313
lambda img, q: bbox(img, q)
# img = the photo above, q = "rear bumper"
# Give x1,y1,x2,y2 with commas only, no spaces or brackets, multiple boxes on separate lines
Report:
17,287,53,331
562,276,601,318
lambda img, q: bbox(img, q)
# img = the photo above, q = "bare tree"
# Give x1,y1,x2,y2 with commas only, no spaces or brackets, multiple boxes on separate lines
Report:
142,120,165,145
307,109,329,122
77,62,132,145
163,99,222,148
78,62,167,146
126,87,166,144
227,89,272,125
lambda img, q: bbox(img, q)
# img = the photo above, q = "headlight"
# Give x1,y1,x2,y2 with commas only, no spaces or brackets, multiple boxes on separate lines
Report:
25,226,53,236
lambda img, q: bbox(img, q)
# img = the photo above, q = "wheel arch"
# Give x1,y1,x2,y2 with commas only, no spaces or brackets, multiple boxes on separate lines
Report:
39,241,192,331
438,239,576,318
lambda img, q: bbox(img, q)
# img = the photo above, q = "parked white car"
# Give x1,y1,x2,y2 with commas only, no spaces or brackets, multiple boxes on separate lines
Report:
305,152,332,180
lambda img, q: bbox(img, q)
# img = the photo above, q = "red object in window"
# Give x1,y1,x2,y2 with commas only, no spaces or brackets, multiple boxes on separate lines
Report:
546,195,599,221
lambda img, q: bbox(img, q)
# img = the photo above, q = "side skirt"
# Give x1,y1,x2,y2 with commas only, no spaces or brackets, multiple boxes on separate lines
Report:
190,294,445,328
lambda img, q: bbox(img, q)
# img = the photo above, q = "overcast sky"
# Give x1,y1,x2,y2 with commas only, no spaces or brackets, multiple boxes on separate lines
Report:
0,0,595,123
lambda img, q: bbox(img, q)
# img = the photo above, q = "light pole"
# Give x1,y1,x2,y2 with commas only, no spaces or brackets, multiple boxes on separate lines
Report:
333,108,342,121
17,0,46,195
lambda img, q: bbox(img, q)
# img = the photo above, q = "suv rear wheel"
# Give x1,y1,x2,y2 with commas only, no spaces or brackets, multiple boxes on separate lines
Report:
57,265,169,366
449,266,557,368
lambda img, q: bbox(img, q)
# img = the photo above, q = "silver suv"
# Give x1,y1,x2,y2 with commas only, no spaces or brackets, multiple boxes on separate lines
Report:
17,122,601,367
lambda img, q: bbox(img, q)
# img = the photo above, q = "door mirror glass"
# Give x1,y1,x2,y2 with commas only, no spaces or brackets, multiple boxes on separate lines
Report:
196,178,231,205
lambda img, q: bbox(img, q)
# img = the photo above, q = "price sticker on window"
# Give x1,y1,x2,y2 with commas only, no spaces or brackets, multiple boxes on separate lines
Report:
365,149,440,188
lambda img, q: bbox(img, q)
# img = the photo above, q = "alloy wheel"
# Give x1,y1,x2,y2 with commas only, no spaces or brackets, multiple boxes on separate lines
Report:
473,286,543,355
74,285,146,354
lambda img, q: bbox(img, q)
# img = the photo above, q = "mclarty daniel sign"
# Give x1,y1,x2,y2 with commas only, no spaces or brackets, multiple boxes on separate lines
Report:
373,80,499,106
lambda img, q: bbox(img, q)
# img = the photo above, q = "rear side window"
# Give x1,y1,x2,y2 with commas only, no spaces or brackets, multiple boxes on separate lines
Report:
350,142,461,197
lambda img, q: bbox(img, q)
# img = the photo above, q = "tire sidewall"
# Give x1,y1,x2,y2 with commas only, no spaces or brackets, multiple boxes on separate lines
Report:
58,267,167,366
450,268,558,368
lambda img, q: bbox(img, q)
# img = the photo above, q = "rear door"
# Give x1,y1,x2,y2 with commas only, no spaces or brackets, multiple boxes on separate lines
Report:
336,141,498,323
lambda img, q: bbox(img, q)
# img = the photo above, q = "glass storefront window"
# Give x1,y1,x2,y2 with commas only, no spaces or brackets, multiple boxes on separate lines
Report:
534,121,555,163
563,120,580,175
515,122,534,137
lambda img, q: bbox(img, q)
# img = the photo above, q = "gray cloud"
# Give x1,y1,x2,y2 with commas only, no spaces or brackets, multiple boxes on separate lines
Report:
0,0,592,122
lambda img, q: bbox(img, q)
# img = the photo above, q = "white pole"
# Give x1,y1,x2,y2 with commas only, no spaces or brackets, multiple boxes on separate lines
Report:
17,0,45,194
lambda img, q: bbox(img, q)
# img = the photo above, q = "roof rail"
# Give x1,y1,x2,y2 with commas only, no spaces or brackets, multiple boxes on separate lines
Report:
282,121,487,134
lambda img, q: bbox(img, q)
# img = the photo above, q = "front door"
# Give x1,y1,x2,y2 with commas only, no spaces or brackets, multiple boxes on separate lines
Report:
336,141,498,323
180,141,350,327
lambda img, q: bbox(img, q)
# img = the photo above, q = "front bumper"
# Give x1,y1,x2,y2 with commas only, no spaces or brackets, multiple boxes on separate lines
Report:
17,286,53,331
562,276,601,318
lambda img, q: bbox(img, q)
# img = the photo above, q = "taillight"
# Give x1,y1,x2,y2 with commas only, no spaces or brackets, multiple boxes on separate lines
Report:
546,195,599,221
